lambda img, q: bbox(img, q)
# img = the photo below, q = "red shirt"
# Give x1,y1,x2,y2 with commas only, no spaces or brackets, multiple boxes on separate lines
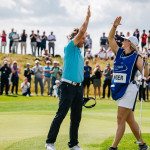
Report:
141,33,147,43
1,34,7,42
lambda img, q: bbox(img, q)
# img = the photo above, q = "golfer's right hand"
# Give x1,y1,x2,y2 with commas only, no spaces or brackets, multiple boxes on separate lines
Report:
87,5,91,18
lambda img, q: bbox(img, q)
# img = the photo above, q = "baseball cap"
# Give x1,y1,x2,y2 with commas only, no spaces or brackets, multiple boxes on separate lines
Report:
26,63,30,65
107,62,110,66
123,36,138,48
4,61,8,65
53,61,57,64
55,80,60,84
35,60,39,63
46,60,50,64
13,61,17,64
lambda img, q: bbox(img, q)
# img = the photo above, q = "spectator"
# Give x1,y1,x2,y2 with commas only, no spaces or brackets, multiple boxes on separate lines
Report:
106,47,115,60
42,49,53,64
47,31,56,57
84,34,92,56
141,30,148,51
20,29,27,55
36,30,41,56
9,28,15,53
49,61,60,96
43,60,51,96
21,77,30,96
24,63,34,94
143,47,149,56
102,62,113,99
148,30,150,49
93,63,102,99
137,46,143,54
41,31,47,51
32,60,44,96
0,61,11,95
85,49,93,59
30,30,37,56
119,32,125,47
146,76,150,101
53,80,60,98
56,61,62,80
97,47,106,60
11,61,20,95
133,28,140,42
0,30,7,53
115,30,121,47
12,30,19,54
126,31,130,37
100,32,108,50
137,71,146,101
83,60,92,97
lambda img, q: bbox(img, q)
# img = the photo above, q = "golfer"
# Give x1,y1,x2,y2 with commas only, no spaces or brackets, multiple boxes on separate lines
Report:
45,6,91,150
108,16,149,150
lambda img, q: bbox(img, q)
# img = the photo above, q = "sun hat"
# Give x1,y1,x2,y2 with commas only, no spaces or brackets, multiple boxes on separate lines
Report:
35,60,39,63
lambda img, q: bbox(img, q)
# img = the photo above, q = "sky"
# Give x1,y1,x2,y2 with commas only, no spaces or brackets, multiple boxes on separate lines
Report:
0,0,150,56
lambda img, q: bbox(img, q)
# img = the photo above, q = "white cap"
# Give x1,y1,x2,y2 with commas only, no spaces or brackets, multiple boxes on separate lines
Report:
55,80,60,84
4,61,8,65
53,60,57,64
35,60,39,63
124,36,138,47
26,63,30,65
46,60,50,64
13,61,17,64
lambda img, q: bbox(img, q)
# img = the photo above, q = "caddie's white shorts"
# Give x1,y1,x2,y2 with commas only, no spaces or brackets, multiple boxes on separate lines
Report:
118,83,138,109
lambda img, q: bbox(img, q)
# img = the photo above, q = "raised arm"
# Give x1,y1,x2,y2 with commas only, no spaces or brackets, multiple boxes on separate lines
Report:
73,6,91,46
108,16,122,54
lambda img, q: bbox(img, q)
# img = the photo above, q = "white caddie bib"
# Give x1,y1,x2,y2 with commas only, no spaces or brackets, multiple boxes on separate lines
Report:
113,73,127,83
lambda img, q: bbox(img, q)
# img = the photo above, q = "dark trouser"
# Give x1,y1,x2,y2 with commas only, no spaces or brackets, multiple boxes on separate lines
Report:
1,78,9,95
50,76,56,95
9,41,13,53
146,85,149,100
103,79,111,98
35,77,43,95
46,82,83,148
48,42,55,57
11,77,19,94
139,85,146,101
36,42,41,56
22,88,30,96
41,44,46,51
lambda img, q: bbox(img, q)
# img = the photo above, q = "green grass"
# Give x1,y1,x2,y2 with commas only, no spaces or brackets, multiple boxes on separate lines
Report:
0,96,150,150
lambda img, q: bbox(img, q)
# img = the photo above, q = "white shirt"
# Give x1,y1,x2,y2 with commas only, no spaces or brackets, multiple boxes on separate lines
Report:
12,34,19,42
106,50,114,58
21,82,30,94
98,51,106,59
47,35,56,43
85,52,93,58
36,34,41,42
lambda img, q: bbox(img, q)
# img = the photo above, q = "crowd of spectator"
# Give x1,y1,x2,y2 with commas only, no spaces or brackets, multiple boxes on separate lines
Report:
0,28,150,100
0,28,56,57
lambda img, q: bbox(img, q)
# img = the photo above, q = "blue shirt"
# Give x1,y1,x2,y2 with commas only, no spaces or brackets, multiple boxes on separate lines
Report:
9,32,15,41
41,35,47,45
62,40,84,83
44,66,51,77
84,66,92,78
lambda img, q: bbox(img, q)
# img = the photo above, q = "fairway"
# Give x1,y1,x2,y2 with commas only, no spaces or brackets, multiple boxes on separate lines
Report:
0,96,149,150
